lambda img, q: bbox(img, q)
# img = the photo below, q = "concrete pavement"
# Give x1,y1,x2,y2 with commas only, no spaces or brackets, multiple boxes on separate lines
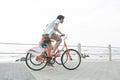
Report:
0,61,120,80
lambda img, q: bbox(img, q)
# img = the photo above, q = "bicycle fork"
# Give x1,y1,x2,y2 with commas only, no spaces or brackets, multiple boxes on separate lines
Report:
64,42,72,60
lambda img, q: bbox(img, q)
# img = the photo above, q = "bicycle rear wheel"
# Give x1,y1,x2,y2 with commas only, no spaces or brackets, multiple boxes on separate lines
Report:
25,53,47,71
61,49,81,70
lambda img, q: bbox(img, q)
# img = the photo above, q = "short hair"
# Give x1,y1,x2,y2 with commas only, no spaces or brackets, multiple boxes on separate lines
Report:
57,15,65,20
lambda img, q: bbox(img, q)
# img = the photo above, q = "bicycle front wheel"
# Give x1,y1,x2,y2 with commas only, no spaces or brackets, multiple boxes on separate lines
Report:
25,53,47,71
55,50,68,65
61,49,81,70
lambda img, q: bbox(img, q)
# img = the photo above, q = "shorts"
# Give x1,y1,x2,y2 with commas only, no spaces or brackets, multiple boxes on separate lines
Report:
40,42,47,48
40,34,51,48
51,33,60,41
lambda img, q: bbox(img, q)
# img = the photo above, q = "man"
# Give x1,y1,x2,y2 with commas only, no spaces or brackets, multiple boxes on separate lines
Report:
40,15,65,57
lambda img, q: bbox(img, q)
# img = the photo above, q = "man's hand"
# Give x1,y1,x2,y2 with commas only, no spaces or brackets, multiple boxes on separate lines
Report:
60,34,65,37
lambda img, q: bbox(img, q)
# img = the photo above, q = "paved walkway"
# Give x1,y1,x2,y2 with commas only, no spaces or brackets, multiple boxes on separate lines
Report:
30,61,120,80
0,62,36,80
0,61,120,80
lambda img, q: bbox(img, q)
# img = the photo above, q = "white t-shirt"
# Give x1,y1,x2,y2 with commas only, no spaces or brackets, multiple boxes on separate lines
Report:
42,19,60,37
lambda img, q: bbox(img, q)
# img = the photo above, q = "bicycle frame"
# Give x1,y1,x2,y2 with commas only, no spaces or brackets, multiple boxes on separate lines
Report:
46,35,72,60
33,35,73,62
64,41,72,60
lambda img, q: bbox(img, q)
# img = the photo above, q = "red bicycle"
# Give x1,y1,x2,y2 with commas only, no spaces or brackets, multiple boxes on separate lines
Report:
25,35,81,71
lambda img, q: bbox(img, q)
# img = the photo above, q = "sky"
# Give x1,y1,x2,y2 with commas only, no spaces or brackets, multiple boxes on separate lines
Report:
0,0,120,47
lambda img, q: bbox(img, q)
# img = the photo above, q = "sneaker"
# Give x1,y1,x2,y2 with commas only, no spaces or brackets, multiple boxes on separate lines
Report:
47,62,54,67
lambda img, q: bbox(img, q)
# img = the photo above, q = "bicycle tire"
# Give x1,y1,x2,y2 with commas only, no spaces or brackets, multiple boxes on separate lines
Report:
25,53,47,71
61,49,81,70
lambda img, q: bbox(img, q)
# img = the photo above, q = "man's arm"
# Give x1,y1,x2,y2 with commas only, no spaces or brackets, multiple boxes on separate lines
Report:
54,24,63,35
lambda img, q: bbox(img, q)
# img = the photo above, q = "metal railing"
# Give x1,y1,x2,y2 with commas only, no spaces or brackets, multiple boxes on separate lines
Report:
0,42,120,61
78,43,120,61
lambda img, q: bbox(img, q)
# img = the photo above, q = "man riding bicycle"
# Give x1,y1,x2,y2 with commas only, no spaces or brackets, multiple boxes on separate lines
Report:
26,15,81,69
40,15,65,57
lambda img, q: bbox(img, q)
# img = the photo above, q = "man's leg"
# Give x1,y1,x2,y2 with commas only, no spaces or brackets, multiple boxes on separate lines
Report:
51,34,62,56
47,43,53,57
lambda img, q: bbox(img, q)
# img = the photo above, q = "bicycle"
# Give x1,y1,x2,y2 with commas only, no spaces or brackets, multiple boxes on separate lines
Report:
25,35,81,71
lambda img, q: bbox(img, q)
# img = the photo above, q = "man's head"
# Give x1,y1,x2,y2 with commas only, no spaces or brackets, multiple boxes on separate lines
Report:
57,15,65,23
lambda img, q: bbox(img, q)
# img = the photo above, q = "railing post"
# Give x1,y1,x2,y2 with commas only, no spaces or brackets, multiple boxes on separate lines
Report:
108,44,112,61
78,43,81,53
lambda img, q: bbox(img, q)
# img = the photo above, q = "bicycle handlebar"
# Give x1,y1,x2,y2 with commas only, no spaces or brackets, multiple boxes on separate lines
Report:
60,34,68,41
